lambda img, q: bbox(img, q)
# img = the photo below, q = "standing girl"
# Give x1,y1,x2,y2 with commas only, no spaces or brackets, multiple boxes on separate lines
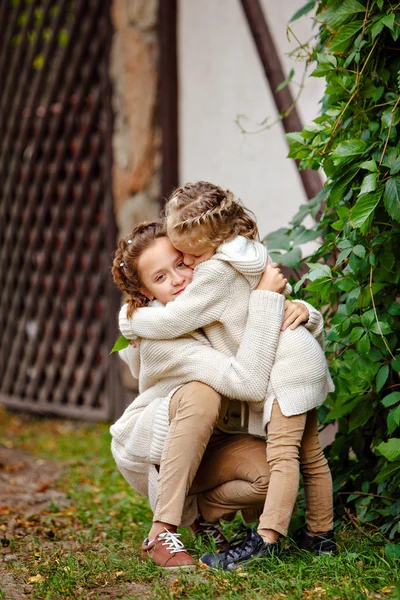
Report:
119,182,336,569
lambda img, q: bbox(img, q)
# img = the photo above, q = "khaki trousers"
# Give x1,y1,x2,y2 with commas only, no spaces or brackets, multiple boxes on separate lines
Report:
153,382,270,526
259,400,333,537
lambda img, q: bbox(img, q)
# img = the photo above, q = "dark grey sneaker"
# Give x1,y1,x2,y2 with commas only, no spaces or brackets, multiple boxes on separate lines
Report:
294,526,337,555
199,527,281,571
190,516,229,550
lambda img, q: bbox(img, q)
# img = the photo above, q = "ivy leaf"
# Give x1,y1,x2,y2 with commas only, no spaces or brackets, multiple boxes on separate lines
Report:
328,167,360,206
352,244,366,258
327,395,363,419
110,335,131,354
388,301,400,316
361,309,375,328
273,247,302,268
387,405,400,434
349,402,373,431
349,327,364,342
376,438,400,462
383,177,400,222
388,156,400,175
372,14,395,40
384,543,400,559
376,364,389,393
374,461,400,482
370,321,392,335
328,21,364,53
336,247,352,265
332,140,366,166
305,263,332,281
359,173,377,195
319,1,365,30
276,69,295,92
264,228,292,252
350,190,382,228
357,333,371,355
382,392,400,408
311,53,337,77
360,160,377,172
289,1,316,22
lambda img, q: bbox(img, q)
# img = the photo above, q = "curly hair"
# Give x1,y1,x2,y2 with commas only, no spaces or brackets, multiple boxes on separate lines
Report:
165,181,259,248
111,221,166,318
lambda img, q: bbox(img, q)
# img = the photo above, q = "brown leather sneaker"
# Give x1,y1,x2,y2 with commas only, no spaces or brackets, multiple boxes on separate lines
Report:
141,529,197,570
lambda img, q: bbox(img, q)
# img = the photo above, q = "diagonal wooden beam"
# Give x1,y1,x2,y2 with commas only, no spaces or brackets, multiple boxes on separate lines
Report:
239,0,323,200
158,0,179,201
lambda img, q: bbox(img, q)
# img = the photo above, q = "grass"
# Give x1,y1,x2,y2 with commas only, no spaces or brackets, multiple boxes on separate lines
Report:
0,406,399,600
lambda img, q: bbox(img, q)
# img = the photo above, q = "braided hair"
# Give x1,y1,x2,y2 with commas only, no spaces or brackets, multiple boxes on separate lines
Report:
165,181,259,248
112,221,166,318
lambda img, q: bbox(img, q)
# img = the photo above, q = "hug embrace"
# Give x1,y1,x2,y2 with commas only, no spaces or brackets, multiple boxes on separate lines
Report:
110,181,337,571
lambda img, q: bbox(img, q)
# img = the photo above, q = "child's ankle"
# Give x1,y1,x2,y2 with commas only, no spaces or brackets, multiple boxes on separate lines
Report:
148,521,177,541
257,528,280,545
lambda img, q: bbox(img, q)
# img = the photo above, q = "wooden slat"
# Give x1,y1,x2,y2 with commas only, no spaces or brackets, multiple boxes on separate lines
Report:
0,0,121,421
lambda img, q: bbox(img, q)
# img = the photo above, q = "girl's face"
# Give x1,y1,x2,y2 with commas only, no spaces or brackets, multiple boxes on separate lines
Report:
138,237,194,304
171,238,215,268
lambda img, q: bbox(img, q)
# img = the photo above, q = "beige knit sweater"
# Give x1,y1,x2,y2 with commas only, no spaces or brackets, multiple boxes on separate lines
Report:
111,290,285,524
119,236,334,430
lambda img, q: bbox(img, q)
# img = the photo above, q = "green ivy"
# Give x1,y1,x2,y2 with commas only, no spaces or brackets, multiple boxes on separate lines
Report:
265,0,400,538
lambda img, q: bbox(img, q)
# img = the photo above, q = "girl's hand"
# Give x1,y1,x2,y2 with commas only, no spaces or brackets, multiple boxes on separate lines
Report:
256,263,288,293
281,300,309,331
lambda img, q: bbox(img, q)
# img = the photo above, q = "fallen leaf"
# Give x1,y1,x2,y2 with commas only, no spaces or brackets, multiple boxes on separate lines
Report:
28,574,44,584
4,462,26,472
36,482,50,493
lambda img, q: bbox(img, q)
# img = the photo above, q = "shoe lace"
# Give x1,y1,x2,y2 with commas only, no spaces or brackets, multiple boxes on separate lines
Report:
158,529,187,554
223,526,255,562
198,520,226,544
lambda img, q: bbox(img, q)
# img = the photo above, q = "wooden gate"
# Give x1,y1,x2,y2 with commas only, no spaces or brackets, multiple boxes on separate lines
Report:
0,0,123,420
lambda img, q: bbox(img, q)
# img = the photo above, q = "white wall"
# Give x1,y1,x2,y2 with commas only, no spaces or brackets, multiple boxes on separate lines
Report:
178,0,325,238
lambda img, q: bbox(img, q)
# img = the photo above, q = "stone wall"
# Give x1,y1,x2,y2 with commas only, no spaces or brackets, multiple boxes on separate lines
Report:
110,0,162,392
110,0,162,240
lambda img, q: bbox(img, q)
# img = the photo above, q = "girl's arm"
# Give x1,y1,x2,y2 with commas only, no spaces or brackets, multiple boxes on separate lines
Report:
140,290,285,402
119,260,232,340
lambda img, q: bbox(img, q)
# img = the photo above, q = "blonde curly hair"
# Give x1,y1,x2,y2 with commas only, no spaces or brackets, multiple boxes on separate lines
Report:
165,181,259,248
111,221,166,318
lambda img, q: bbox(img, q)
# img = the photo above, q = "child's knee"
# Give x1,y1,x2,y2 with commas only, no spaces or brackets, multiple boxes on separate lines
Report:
173,381,221,423
252,474,269,497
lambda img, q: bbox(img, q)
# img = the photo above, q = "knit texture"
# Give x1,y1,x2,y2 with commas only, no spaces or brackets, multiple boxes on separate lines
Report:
111,289,285,521
118,236,334,430
112,236,334,515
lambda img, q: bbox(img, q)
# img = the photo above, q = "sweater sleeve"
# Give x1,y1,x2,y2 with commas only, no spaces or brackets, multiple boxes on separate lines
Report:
119,260,232,340
140,290,284,402
293,300,324,336
119,342,141,379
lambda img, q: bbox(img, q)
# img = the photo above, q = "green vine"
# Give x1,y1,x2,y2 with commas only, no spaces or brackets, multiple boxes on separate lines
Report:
265,0,400,539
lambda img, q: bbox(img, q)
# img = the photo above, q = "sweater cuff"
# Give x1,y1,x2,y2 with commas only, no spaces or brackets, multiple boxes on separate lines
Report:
119,303,139,340
249,290,285,314
294,300,321,331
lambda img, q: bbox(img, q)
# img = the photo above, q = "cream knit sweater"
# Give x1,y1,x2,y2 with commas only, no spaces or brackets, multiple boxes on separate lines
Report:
119,236,334,430
111,290,285,524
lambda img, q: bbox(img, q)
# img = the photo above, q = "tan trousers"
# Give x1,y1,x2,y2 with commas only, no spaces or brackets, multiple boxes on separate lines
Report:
153,382,269,526
259,400,333,537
